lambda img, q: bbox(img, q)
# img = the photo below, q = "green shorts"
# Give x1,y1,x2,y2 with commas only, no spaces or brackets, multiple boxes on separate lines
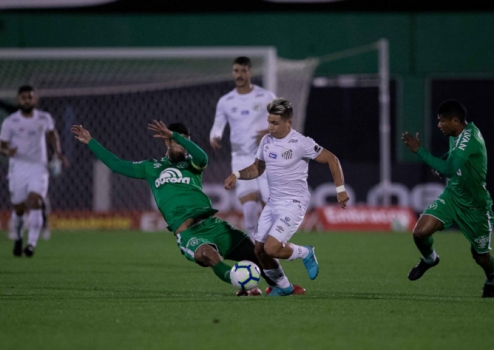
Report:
423,191,493,253
175,216,249,265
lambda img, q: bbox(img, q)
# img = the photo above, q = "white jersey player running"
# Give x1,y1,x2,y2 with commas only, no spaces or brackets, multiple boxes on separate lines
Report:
0,85,67,257
210,56,275,238
224,97,350,296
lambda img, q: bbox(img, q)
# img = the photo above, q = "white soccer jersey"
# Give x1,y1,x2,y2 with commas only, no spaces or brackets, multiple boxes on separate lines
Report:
257,129,323,207
0,109,55,176
210,85,276,158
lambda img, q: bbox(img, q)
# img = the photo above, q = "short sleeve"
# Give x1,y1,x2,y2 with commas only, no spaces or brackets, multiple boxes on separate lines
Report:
45,113,55,132
0,119,12,142
300,136,323,160
257,135,268,161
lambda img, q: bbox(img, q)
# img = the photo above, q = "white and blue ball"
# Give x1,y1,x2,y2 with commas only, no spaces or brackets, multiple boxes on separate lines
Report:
230,260,261,291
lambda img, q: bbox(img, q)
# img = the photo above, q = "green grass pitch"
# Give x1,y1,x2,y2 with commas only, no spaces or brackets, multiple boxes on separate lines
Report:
1,230,492,350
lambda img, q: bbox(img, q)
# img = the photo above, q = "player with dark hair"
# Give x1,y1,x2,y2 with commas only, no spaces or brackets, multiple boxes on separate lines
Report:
71,121,305,296
402,99,494,297
0,85,67,257
210,56,275,239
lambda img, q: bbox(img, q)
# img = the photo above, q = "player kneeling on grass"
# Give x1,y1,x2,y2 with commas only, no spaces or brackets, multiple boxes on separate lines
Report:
71,121,305,296
225,97,350,296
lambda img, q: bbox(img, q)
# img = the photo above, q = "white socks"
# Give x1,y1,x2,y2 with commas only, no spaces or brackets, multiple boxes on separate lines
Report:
27,209,43,247
423,250,438,264
242,201,259,236
11,211,24,240
287,244,310,261
263,265,291,288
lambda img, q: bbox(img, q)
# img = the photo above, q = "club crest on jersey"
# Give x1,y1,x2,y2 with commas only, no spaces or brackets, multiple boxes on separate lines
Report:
282,149,293,159
269,152,277,159
155,168,190,188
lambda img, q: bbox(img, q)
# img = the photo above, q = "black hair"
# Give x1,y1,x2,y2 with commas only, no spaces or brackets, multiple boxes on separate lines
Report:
17,85,35,95
168,122,190,136
233,56,252,68
437,99,467,124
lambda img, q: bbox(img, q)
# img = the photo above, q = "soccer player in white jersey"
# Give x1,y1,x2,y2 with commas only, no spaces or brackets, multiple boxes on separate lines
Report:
210,56,276,238
225,97,350,296
0,85,67,257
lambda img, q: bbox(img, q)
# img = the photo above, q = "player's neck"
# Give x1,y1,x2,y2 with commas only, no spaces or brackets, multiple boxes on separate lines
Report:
236,84,253,95
453,122,468,137
20,110,34,118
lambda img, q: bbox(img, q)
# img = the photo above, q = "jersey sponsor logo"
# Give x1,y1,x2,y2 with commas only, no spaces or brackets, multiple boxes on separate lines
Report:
269,152,277,159
275,225,284,233
28,130,36,136
288,139,298,143
241,110,250,115
255,93,264,98
12,118,20,123
226,96,234,101
474,236,489,249
282,149,293,159
458,129,472,151
314,145,322,152
155,168,191,187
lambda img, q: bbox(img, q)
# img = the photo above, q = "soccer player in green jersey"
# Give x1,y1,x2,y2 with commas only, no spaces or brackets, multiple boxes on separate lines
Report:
402,99,494,297
71,121,304,296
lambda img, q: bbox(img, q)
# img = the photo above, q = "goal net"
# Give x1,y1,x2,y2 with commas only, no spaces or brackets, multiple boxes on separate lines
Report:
0,47,318,231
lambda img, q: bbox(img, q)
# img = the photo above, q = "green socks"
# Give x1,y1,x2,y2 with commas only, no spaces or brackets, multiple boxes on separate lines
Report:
212,261,232,284
413,235,434,257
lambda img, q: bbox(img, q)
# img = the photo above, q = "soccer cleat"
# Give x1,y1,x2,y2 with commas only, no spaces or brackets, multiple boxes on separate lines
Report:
481,284,494,298
13,239,23,257
302,245,319,280
407,256,440,281
267,284,295,297
236,287,262,297
23,244,35,258
266,284,306,295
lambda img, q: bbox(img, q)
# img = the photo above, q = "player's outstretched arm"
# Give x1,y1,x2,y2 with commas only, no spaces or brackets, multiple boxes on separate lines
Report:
402,131,464,178
224,159,265,190
47,129,69,167
0,141,17,157
148,120,208,169
71,125,144,179
315,149,349,208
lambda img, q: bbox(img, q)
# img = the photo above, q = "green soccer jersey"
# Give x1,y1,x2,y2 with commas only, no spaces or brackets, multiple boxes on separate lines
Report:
87,132,217,232
417,122,493,209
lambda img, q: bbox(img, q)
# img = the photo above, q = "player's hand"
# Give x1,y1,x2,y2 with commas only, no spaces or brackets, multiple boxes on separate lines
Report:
210,137,222,149
4,147,17,157
71,125,92,144
224,174,237,190
431,169,442,179
401,132,421,153
55,152,70,168
148,120,173,139
337,191,349,209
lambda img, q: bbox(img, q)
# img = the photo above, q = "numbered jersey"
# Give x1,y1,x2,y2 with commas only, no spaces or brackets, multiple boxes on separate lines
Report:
446,122,493,209
132,156,217,232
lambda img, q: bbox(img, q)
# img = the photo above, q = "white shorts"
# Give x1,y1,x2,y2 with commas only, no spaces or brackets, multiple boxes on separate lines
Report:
232,157,269,202
8,170,49,205
253,199,306,245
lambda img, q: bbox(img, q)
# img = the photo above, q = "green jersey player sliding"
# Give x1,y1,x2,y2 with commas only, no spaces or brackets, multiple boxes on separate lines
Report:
402,99,494,298
71,121,304,296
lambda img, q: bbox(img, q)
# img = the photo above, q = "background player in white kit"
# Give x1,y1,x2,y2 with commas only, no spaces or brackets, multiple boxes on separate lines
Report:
0,85,67,257
225,97,350,296
210,56,276,237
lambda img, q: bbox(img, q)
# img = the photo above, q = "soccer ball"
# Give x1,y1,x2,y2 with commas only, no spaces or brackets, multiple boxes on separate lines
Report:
230,260,261,291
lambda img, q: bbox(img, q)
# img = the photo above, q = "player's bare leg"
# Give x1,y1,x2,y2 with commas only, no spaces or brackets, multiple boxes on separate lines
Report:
264,236,319,280
23,192,44,257
408,214,443,280
254,241,305,296
12,203,26,257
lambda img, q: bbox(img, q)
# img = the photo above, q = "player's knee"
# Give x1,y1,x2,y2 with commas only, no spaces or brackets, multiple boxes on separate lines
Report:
195,245,221,267
263,243,280,258
412,226,432,238
26,194,43,209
